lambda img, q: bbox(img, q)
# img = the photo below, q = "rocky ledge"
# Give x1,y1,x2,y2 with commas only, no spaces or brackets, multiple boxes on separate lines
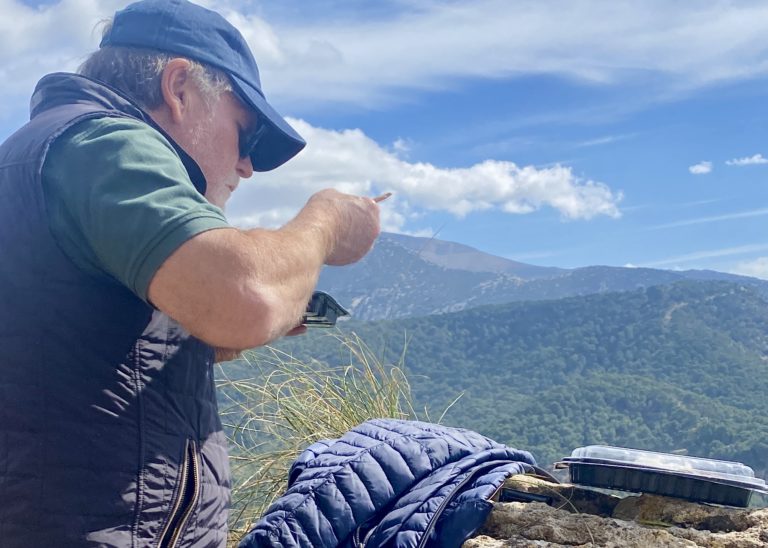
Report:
465,475,768,547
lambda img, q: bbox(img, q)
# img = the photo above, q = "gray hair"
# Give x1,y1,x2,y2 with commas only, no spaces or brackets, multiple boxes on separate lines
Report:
78,20,233,110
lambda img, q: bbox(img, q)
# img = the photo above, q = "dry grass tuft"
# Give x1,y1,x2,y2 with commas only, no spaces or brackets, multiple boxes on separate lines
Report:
216,332,440,545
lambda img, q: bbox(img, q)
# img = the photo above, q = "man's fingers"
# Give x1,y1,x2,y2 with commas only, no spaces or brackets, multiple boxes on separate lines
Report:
373,192,392,203
214,347,243,363
286,325,308,337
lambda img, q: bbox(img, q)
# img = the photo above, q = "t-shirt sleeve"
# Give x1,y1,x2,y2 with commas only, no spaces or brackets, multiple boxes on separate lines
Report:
42,116,230,302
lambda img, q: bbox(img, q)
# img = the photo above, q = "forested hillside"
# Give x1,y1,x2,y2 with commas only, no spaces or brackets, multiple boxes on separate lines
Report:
228,281,768,475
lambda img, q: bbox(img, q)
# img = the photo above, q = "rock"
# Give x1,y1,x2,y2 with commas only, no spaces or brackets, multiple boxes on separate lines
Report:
498,475,622,517
464,477,768,548
472,502,697,547
612,494,754,532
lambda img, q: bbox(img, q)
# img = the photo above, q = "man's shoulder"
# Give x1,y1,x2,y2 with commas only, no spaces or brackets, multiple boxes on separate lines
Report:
41,113,228,303
45,114,186,185
58,115,175,155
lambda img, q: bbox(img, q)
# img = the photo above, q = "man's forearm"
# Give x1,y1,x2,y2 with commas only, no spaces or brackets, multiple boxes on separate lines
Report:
236,211,335,344
148,189,380,350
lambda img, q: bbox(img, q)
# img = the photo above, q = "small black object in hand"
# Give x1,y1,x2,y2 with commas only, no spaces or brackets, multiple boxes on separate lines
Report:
303,291,350,327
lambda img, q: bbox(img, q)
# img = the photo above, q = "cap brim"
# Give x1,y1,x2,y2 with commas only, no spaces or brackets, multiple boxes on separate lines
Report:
230,73,306,172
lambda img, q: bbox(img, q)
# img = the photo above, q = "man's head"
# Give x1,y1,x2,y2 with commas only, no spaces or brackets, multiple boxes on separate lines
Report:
78,0,305,208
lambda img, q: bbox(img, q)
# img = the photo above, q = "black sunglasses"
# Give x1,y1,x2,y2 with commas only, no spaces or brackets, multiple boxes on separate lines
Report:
239,120,267,160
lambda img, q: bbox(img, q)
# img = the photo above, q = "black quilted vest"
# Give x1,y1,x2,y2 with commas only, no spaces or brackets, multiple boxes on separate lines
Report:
0,73,229,547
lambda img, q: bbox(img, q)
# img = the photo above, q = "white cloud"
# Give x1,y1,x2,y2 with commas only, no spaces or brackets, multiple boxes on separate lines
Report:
391,138,412,156
650,208,768,230
225,119,622,231
234,1,768,108
397,227,435,238
725,153,768,166
0,0,124,98
644,243,768,267
731,257,768,280
577,134,635,148
688,161,712,175
8,0,768,114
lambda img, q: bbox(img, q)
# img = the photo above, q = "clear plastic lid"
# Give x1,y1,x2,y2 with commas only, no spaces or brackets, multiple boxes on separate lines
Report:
565,445,763,486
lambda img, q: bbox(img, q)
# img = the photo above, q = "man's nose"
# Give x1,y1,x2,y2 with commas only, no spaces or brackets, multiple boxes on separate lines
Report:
237,155,254,179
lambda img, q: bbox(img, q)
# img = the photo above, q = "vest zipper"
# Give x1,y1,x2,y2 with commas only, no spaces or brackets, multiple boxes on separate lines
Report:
157,439,201,548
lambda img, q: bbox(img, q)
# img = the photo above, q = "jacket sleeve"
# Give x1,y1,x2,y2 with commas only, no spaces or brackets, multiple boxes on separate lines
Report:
238,419,536,548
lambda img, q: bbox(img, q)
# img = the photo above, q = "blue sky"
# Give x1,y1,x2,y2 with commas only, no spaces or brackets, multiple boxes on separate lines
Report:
3,0,768,277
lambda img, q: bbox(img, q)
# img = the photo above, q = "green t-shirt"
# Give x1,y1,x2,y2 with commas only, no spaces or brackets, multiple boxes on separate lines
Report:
42,116,230,302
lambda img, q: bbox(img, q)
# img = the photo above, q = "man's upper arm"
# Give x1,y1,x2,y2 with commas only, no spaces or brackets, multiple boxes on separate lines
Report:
43,116,324,349
42,116,230,302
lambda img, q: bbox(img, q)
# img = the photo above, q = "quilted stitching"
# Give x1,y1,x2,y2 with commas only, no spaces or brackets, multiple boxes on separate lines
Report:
239,419,535,548
364,452,533,547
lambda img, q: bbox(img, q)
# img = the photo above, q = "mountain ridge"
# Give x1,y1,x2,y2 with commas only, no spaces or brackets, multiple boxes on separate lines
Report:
381,232,565,279
317,232,768,320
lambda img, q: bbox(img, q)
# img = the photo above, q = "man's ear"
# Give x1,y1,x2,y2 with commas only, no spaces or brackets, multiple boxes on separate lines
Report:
160,58,194,124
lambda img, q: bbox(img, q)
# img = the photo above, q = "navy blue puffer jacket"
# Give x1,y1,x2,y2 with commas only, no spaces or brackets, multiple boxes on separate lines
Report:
239,419,536,548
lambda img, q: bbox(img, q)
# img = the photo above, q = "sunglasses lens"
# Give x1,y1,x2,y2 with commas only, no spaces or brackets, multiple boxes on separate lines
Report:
239,122,266,159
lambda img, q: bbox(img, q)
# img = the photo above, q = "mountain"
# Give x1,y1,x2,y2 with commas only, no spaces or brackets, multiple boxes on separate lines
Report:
242,280,768,475
381,232,565,279
316,233,768,320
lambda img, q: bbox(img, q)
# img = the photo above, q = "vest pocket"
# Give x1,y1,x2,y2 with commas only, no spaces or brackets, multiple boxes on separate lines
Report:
157,439,201,548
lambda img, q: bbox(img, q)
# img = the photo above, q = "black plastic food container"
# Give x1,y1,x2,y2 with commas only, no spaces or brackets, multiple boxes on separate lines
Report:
557,445,767,507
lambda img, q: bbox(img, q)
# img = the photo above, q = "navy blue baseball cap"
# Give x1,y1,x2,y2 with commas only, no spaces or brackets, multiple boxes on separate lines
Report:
101,0,306,172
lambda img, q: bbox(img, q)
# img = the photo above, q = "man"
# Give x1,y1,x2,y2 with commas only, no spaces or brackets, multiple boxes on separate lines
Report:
0,0,381,546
